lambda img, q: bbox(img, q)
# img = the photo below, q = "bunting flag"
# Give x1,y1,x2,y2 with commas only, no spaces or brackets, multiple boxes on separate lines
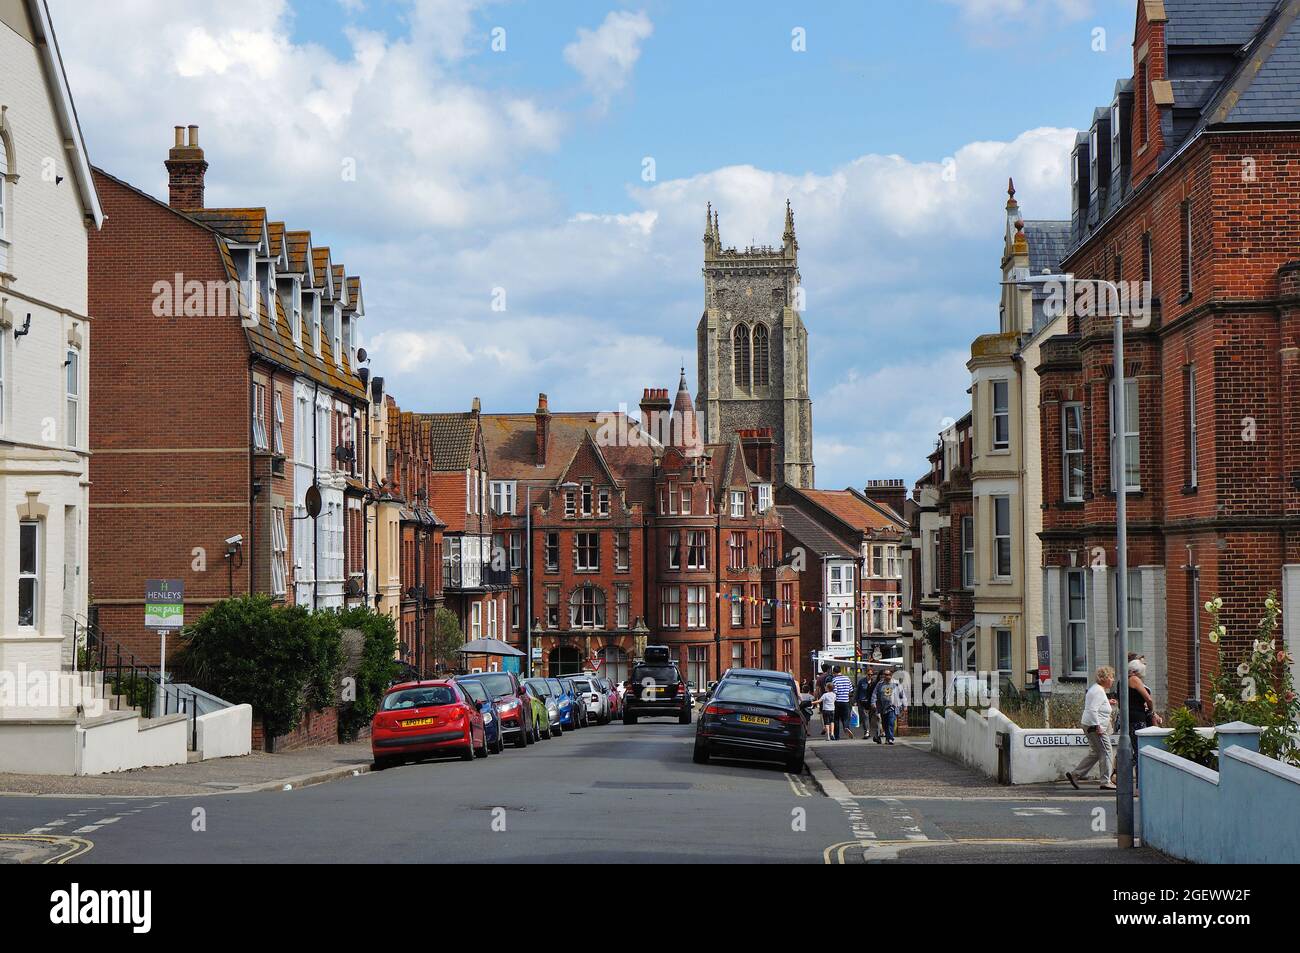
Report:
713,590,830,612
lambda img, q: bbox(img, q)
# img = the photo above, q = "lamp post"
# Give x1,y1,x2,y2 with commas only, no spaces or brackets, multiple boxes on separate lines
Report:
1003,273,1134,848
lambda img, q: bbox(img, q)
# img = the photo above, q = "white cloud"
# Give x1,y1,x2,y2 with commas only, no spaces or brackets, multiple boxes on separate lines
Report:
563,10,654,110
943,0,1093,19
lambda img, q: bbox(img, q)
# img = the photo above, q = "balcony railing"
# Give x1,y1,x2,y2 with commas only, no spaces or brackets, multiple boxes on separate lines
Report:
442,558,512,591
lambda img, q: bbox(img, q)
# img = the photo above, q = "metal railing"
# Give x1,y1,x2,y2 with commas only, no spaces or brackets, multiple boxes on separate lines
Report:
79,620,201,751
442,558,512,591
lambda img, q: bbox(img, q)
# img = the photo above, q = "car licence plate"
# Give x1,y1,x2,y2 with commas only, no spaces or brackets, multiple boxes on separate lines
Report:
738,715,771,726
401,717,435,728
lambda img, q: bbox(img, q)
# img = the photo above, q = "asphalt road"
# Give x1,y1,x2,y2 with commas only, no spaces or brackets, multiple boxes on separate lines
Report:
0,721,1173,864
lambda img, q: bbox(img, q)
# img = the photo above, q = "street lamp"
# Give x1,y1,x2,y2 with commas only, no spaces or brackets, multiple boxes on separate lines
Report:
525,481,580,678
1003,273,1135,849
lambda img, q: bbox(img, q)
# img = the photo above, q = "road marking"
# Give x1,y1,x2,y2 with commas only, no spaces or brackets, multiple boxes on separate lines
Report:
1013,807,1068,816
785,772,811,797
94,817,122,826
0,834,94,864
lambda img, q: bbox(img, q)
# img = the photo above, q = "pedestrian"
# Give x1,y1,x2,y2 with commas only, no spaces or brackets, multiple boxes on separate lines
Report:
855,667,881,743
1123,655,1160,785
1066,666,1117,790
818,682,837,740
831,666,854,740
872,669,907,745
815,663,832,697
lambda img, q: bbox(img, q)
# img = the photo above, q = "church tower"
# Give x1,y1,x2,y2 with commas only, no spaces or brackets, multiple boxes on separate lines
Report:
696,201,814,488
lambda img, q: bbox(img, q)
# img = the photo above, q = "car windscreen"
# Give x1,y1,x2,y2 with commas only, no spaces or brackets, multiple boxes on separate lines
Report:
383,686,456,710
632,665,678,686
571,679,592,692
472,673,516,698
526,679,553,698
459,681,487,703
714,681,796,709
546,679,565,694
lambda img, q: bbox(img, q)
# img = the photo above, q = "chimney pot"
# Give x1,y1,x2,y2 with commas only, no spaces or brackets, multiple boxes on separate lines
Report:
174,126,185,147
188,125,199,147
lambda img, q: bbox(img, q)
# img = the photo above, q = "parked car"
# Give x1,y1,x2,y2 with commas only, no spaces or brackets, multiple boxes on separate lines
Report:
459,671,533,749
371,680,487,768
522,680,552,740
694,675,807,773
456,677,505,754
525,677,567,735
570,675,609,725
716,667,799,695
599,677,621,720
623,650,691,725
553,677,585,728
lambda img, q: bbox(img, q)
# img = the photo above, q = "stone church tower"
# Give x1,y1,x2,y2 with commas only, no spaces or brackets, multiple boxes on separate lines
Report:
696,202,814,488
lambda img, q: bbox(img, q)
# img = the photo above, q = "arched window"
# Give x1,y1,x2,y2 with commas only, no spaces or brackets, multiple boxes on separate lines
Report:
600,645,629,685
753,324,770,386
0,130,10,261
569,584,606,629
733,325,750,388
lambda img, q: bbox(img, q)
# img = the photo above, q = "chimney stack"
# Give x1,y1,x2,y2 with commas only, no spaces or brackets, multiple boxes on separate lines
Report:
639,387,671,444
738,428,776,482
535,393,551,466
165,124,208,211
864,478,907,519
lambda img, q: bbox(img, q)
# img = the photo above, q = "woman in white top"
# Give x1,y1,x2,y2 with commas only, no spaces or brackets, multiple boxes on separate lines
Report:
1066,666,1117,790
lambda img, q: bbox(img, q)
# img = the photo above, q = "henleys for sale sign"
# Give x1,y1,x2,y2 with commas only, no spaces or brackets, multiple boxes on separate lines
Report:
145,579,184,630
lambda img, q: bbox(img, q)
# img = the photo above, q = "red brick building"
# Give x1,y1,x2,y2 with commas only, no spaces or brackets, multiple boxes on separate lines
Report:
1036,0,1300,711
87,127,371,663
482,375,802,685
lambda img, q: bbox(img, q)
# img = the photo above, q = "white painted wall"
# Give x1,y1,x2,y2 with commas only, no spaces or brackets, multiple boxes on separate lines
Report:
196,703,252,760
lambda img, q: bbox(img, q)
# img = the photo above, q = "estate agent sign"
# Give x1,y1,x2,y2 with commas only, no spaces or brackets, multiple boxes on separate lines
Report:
145,579,185,630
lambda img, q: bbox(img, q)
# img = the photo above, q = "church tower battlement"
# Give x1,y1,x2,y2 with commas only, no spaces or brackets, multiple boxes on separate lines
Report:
696,201,814,488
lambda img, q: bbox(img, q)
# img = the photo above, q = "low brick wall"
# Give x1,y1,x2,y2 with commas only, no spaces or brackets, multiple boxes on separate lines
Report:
251,706,338,753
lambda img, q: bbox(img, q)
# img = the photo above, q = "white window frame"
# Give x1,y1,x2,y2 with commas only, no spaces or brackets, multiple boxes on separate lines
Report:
686,530,707,570
992,495,1012,580
666,530,681,570
1185,365,1198,489
730,586,744,626
961,515,975,589
756,484,772,513
1063,402,1085,502
471,602,482,639
490,480,516,516
1066,570,1088,678
271,507,288,596
661,587,680,628
730,491,746,518
252,382,269,451
1109,377,1141,492
18,520,40,629
273,390,285,455
991,379,1010,450
995,627,1012,674
65,349,79,448
615,584,630,629
686,585,708,629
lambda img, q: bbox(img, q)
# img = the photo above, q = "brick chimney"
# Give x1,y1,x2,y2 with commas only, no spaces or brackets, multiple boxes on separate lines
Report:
864,478,907,518
165,125,208,211
535,393,551,465
639,387,671,444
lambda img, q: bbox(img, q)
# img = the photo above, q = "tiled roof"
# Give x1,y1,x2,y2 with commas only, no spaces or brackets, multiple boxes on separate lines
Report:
421,413,477,471
797,488,906,534
332,265,347,302
189,208,267,246
347,277,363,313
285,230,312,278
312,248,332,289
268,221,286,261
775,506,857,559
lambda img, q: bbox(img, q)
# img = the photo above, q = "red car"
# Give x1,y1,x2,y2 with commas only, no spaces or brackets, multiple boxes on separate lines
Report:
371,680,487,769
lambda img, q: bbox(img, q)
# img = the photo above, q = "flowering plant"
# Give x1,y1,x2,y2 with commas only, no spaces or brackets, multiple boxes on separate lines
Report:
1206,592,1300,766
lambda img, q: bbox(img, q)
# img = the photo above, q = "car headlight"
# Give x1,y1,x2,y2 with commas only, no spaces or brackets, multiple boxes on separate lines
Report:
496,700,520,712
484,712,494,724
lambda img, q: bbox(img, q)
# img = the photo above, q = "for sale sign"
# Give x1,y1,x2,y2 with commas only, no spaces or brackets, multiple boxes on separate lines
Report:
145,579,185,630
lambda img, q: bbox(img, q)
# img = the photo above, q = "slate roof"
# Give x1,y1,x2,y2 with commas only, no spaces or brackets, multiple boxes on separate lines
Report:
1203,2,1300,125
1164,0,1279,46
1023,220,1071,276
775,506,857,559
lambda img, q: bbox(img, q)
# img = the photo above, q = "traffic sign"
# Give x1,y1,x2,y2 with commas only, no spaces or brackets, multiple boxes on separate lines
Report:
589,656,604,671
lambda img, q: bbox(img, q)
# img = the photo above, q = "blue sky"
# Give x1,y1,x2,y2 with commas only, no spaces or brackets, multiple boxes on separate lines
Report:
52,0,1139,488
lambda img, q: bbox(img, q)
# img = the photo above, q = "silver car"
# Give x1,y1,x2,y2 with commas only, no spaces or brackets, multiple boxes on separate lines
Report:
570,676,610,725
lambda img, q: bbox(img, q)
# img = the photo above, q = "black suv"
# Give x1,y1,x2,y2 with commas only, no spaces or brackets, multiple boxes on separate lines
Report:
623,647,691,725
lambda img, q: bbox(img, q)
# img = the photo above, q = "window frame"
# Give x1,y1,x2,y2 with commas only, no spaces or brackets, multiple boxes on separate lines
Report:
992,495,1012,580
661,586,680,628
961,515,975,589
1066,569,1088,678
1062,402,1085,502
991,379,1010,450
65,349,80,448
1109,377,1141,493
18,520,40,629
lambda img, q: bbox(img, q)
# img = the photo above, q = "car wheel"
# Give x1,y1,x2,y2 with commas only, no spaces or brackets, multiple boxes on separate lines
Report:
461,732,476,762
515,723,529,749
624,711,637,725
554,719,564,736
372,756,391,771
679,707,692,725
692,740,709,764
785,751,805,774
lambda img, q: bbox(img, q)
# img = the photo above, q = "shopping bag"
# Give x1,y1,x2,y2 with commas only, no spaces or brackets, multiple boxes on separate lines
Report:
849,707,860,729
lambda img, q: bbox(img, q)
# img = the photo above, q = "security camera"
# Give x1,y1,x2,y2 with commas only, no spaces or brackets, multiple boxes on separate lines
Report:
225,534,243,547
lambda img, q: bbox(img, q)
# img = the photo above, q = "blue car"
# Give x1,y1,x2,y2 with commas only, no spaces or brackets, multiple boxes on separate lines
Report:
456,678,505,754
549,677,585,730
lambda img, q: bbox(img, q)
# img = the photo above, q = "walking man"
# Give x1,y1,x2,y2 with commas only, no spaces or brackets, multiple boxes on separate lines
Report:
831,666,854,740
856,667,882,743
873,669,907,745
1066,666,1117,790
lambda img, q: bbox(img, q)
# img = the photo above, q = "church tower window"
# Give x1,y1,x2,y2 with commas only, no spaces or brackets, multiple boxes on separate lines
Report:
753,324,770,387
733,325,750,388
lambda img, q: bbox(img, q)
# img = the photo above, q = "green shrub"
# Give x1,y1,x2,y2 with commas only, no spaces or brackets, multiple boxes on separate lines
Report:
337,607,399,742
1165,706,1218,769
176,595,344,742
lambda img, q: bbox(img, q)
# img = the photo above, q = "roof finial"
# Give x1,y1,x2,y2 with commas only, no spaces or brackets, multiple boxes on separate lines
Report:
1008,177,1016,199
705,202,714,243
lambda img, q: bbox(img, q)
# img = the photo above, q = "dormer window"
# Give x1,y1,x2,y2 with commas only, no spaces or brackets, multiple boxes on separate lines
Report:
291,278,302,348
730,490,746,518
756,483,772,513
332,307,342,366
311,294,322,356
1111,103,1122,169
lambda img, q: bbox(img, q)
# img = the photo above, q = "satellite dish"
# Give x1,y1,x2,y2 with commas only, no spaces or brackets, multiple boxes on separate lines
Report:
304,484,323,519
356,347,368,364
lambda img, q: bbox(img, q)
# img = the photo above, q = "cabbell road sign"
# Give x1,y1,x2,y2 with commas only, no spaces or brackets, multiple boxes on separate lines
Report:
145,579,185,630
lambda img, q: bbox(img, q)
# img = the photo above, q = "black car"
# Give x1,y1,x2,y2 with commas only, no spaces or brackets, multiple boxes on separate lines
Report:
623,651,691,725
694,675,808,773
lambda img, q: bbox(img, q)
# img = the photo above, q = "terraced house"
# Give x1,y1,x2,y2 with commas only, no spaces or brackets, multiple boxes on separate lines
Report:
87,126,372,663
1036,0,1300,711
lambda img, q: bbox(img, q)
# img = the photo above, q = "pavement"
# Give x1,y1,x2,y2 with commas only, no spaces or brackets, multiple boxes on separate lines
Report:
0,742,374,798
0,721,1178,864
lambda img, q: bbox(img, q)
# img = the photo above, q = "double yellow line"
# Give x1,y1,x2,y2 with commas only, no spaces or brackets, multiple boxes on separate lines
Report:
0,834,94,864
